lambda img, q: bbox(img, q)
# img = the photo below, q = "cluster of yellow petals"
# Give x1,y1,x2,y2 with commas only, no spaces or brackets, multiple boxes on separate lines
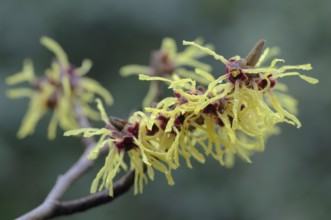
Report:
120,38,214,107
139,40,318,168
65,99,174,196
6,37,113,139
65,38,318,197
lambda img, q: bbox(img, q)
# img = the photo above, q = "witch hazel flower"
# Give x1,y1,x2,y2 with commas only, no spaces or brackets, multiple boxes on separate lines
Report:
120,38,213,107
65,37,318,197
137,39,318,168
65,99,174,196
6,36,113,139
183,39,318,128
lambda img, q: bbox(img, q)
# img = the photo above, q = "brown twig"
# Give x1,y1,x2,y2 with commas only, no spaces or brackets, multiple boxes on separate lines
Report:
17,147,95,220
21,170,135,219
48,170,134,218
17,104,135,220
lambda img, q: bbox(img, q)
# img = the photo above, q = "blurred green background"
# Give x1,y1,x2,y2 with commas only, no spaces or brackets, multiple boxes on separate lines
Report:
0,0,330,219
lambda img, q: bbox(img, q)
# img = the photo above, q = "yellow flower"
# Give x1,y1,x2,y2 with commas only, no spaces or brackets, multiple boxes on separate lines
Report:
183,40,318,128
120,37,213,107
6,36,113,139
136,39,318,169
65,99,173,196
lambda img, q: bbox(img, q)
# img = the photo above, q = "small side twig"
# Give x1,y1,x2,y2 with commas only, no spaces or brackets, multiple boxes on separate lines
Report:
74,103,96,148
45,170,135,218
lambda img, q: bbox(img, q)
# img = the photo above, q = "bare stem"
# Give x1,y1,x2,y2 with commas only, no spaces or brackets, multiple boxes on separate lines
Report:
17,147,96,220
46,170,134,219
17,103,134,220
19,170,135,219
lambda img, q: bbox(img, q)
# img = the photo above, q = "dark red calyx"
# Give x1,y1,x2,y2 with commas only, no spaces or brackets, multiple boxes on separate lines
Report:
174,114,185,127
216,118,225,127
157,115,169,130
146,124,159,136
226,59,248,83
115,136,137,151
127,122,139,138
202,103,219,115
174,92,181,99
228,70,248,83
258,74,276,90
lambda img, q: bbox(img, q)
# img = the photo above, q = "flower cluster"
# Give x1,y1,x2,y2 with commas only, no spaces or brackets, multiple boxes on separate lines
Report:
120,38,213,107
6,37,113,139
65,99,174,196
65,38,318,196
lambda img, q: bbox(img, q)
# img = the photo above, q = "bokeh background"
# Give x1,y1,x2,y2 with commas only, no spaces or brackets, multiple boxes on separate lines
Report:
0,0,330,219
